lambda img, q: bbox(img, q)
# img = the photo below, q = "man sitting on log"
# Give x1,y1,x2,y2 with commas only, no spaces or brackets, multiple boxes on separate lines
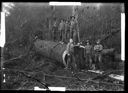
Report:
94,39,103,70
65,39,77,73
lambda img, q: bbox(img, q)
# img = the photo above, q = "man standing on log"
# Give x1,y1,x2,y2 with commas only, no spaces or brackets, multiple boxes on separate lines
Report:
64,19,70,43
58,19,65,42
52,18,58,41
84,40,93,69
94,39,103,70
70,16,79,44
65,39,76,73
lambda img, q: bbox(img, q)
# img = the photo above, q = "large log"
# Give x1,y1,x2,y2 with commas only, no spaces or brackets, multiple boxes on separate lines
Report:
34,39,117,67
101,48,115,55
34,39,67,65
2,40,120,70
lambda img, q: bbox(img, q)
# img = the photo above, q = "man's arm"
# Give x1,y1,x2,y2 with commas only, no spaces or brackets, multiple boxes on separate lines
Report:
66,43,70,52
94,45,97,51
99,45,103,51
90,45,93,54
84,46,86,57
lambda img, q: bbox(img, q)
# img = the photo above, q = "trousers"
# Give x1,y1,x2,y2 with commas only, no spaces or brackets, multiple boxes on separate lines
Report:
67,53,77,72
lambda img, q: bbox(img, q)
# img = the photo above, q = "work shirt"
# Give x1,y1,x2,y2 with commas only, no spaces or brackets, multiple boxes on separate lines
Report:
65,23,68,31
66,42,74,54
58,22,65,31
94,44,103,52
53,21,57,27
84,44,92,54
66,23,70,32
67,23,70,30
52,21,57,32
70,20,78,31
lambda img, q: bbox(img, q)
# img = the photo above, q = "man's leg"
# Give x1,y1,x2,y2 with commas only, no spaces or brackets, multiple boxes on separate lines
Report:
63,30,65,42
85,54,88,68
87,55,89,69
84,55,87,69
94,54,96,63
99,54,102,63
60,30,62,41
91,54,96,70
58,30,60,41
51,28,53,41
69,29,71,39
69,53,76,72
74,31,79,44
87,54,91,69
98,54,102,69
55,27,58,41
89,55,92,69
70,29,73,39
87,54,90,69
65,31,67,43
68,54,73,69
53,30,55,41
73,31,75,44
56,31,59,42
71,55,77,73
67,30,70,41
65,55,70,69
54,31,56,41
69,54,73,70
94,54,98,69
75,55,80,71
62,30,64,42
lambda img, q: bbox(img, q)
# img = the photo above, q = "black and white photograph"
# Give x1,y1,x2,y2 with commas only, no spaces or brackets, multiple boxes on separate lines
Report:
0,2,125,91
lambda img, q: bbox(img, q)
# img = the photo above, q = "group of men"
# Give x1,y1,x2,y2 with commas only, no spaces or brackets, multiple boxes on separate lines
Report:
52,16,103,73
84,39,103,70
52,16,79,44
65,38,103,73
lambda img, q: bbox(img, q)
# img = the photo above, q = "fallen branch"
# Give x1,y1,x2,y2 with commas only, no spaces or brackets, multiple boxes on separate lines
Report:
1,68,124,90
1,69,50,90
18,71,50,90
92,70,124,80
3,43,34,64
3,55,24,63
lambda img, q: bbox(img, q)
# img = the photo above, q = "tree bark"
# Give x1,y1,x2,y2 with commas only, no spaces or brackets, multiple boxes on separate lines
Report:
34,39,67,64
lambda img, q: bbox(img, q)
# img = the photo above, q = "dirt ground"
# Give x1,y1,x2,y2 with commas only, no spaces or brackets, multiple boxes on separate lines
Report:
1,55,124,91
